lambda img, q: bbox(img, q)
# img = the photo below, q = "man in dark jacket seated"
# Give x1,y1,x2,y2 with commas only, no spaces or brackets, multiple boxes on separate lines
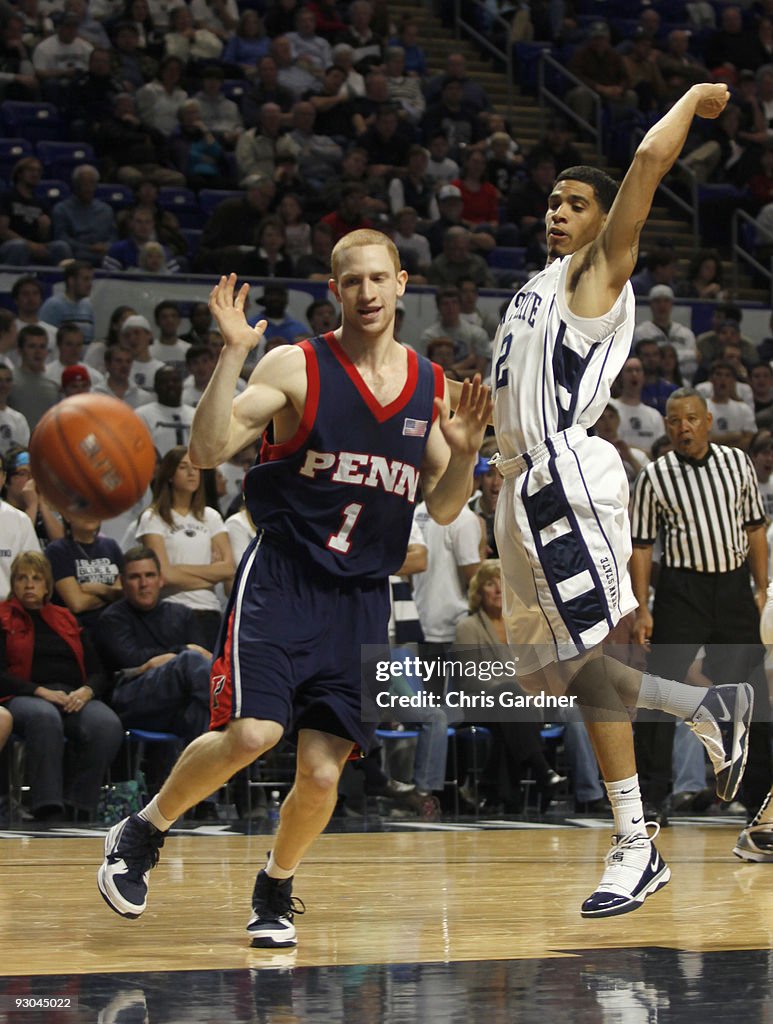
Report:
96,546,212,744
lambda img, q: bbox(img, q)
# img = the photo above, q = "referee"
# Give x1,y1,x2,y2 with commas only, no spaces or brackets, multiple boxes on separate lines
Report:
630,387,771,817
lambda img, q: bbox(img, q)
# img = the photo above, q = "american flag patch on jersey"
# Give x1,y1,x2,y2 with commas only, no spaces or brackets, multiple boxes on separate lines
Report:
402,418,428,437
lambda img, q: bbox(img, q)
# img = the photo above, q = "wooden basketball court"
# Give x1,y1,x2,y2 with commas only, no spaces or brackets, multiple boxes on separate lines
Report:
0,820,769,1022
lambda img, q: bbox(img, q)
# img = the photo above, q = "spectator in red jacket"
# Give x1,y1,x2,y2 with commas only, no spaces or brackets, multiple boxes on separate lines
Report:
0,551,123,821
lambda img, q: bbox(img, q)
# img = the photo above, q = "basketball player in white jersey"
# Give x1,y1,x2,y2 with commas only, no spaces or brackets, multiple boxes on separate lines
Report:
490,83,755,917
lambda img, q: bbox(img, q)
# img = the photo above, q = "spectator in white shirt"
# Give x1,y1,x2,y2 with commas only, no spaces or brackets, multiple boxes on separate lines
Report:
119,314,165,392
135,446,234,649
190,0,238,40
136,56,188,137
32,11,93,92
92,344,153,409
0,310,19,371
135,366,196,456
11,276,57,352
45,324,105,389
610,357,665,457
705,360,757,449
150,301,190,373
749,431,773,519
0,366,30,456
632,284,698,382
411,500,484,696
182,343,246,407
195,65,244,148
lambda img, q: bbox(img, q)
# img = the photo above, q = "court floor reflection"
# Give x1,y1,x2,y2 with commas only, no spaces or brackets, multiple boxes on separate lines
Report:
2,948,770,1024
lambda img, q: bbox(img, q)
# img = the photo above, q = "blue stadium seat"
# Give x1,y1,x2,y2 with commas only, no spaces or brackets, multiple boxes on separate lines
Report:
94,182,134,210
157,186,205,228
198,188,243,217
36,140,95,180
180,227,202,260
222,79,247,106
0,138,33,180
1,102,66,142
34,179,70,203
487,246,527,270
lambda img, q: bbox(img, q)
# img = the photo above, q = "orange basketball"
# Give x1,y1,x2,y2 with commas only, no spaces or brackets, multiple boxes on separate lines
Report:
29,394,156,520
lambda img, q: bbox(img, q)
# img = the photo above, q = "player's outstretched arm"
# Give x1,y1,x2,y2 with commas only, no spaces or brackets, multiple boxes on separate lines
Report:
190,274,303,466
420,376,492,525
579,84,729,307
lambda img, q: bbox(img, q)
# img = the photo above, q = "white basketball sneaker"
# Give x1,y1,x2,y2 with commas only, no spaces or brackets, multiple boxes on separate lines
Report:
581,823,670,918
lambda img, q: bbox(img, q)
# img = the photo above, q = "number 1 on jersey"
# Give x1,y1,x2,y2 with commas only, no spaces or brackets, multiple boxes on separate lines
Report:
327,502,363,553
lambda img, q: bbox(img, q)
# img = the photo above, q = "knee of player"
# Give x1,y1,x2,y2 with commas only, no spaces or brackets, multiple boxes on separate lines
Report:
227,718,282,759
296,759,343,797
516,669,549,696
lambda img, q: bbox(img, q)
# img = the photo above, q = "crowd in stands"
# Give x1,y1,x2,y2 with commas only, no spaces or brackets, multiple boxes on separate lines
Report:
1,0,773,822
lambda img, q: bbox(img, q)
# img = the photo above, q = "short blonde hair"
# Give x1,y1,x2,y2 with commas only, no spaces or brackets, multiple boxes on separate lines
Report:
467,559,501,613
10,550,54,601
331,229,401,280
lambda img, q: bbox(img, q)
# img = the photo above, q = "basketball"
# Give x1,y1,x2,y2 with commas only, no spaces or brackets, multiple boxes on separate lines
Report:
29,393,156,520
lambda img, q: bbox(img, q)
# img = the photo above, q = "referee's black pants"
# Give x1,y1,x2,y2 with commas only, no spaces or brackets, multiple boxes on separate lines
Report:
634,565,771,812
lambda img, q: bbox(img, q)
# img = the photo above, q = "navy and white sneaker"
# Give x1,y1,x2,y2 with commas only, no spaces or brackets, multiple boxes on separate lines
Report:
246,869,305,948
581,824,670,919
689,683,754,802
733,823,773,863
97,814,165,919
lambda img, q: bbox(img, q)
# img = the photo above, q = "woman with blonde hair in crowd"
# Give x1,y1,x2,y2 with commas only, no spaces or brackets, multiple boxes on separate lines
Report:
0,550,123,820
136,446,234,649
455,560,565,813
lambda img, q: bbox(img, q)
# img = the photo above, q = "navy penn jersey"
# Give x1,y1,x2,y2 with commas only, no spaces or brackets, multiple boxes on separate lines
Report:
243,332,445,580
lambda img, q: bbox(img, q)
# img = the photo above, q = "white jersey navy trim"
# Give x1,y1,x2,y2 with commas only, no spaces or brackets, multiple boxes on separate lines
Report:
492,258,637,672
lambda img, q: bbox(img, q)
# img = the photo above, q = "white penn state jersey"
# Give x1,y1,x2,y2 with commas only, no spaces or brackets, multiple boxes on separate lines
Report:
492,257,635,456
491,256,637,671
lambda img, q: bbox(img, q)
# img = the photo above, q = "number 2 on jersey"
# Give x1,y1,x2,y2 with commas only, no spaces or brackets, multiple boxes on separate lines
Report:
494,332,513,390
327,502,363,553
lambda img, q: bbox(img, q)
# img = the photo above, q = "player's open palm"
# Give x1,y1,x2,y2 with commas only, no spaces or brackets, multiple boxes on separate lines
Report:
436,376,492,457
209,274,267,355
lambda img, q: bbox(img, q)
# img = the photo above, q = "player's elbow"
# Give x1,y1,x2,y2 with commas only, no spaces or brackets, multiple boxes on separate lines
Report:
188,442,219,469
634,137,672,176
424,500,457,527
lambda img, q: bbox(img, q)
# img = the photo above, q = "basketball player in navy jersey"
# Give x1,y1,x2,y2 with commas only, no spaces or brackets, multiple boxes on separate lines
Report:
489,83,757,917
98,229,492,947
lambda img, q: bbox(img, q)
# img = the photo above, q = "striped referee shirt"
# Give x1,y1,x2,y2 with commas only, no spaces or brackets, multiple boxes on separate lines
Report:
630,444,766,573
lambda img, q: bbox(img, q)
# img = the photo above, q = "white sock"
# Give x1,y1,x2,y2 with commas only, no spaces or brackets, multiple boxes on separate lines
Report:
637,673,706,720
138,796,176,833
266,850,297,880
605,774,646,837
750,788,773,827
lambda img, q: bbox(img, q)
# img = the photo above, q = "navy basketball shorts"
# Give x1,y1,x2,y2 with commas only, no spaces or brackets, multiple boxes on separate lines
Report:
209,534,389,752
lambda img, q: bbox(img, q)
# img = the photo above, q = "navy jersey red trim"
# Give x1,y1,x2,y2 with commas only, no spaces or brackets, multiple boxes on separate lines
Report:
431,361,445,423
327,331,419,423
260,340,320,463
243,333,438,580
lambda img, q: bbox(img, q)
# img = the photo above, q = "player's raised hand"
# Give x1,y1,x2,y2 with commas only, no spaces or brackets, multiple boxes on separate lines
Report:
692,83,729,119
435,375,492,457
208,274,267,354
